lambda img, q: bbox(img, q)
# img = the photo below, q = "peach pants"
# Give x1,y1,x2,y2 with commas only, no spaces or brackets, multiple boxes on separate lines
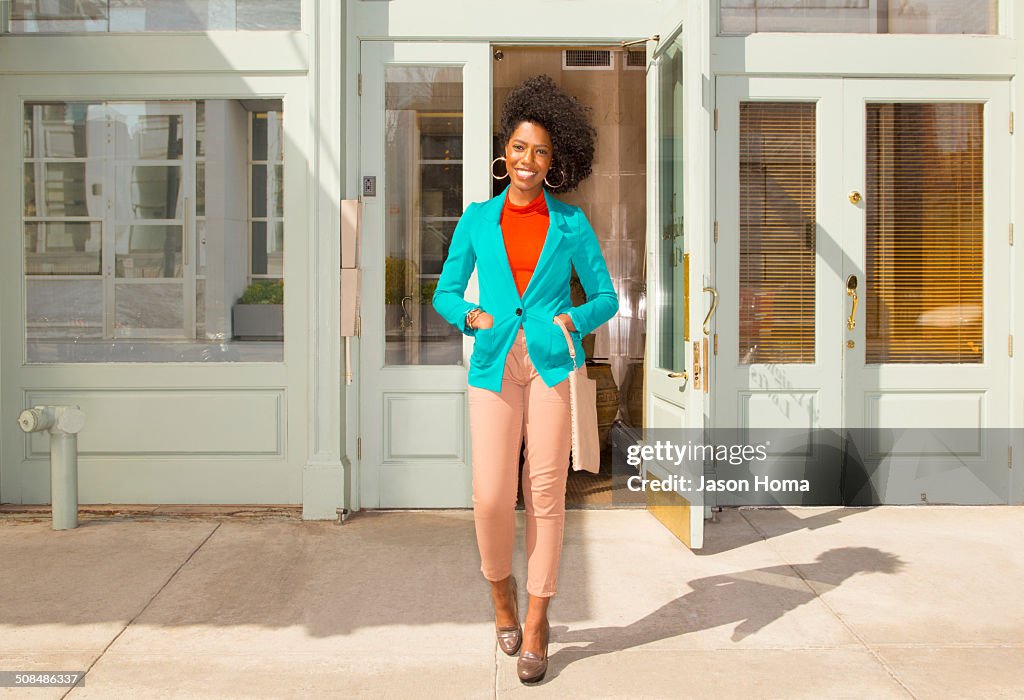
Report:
468,328,572,597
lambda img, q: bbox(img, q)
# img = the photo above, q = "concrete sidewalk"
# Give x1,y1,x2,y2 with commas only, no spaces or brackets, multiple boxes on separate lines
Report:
1,505,1022,698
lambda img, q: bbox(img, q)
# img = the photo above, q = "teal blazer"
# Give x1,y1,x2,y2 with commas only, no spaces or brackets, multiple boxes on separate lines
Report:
432,186,619,392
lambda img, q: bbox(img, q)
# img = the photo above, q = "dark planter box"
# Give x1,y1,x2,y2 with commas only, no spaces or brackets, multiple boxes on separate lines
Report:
232,303,283,340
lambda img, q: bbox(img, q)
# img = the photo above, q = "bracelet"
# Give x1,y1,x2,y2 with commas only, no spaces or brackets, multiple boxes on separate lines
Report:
465,307,483,329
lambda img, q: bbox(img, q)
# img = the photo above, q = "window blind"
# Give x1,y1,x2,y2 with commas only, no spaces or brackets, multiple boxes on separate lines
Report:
739,102,817,364
865,103,984,364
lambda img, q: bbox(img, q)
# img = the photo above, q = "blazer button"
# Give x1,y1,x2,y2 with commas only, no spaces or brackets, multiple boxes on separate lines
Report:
515,308,523,316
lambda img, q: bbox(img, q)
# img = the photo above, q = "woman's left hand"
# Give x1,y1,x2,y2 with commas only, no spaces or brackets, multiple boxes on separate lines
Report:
554,313,577,332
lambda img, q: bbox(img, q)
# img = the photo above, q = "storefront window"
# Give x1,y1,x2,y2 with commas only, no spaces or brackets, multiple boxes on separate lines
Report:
23,99,285,362
4,0,300,33
720,0,999,35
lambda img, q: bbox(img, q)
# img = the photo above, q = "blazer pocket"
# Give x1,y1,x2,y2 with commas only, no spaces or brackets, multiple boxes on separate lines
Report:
470,326,498,364
547,319,577,367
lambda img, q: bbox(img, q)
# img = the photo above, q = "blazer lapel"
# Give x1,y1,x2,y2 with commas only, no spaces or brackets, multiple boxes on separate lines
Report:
482,187,522,302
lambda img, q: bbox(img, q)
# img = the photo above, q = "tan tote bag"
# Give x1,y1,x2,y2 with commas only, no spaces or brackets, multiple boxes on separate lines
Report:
553,317,601,474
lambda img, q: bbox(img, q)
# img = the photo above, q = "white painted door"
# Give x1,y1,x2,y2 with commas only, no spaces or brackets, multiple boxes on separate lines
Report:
714,78,846,504
714,76,1011,504
840,79,1011,504
642,26,707,549
358,41,491,507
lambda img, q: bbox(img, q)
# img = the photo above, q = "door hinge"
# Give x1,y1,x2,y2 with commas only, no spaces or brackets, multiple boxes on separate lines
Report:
1009,445,1013,469
713,108,719,131
357,436,362,460
358,73,362,97
713,333,719,355
714,220,719,244
1010,334,1014,358
1011,223,1015,246
1010,111,1014,134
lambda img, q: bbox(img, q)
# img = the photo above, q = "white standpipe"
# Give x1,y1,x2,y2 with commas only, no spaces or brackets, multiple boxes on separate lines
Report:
17,405,87,530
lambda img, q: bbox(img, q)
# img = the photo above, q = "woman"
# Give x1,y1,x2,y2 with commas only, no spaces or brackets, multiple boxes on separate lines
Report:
432,75,617,683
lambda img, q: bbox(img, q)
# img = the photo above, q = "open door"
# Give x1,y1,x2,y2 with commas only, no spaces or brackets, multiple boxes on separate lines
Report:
642,23,707,549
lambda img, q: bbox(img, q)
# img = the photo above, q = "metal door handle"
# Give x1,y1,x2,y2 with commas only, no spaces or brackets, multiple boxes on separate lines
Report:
702,286,718,336
668,370,689,390
846,274,858,330
400,295,414,329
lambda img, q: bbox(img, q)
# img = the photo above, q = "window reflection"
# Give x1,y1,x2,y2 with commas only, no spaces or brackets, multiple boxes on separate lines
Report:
720,0,998,35
6,0,300,32
250,109,284,280
656,38,685,375
385,66,464,366
23,100,285,362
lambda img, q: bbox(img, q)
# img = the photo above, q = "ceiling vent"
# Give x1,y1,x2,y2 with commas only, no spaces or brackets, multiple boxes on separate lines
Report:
563,49,614,71
624,48,647,70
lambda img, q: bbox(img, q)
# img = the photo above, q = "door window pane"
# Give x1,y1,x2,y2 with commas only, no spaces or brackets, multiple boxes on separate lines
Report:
865,103,983,364
655,38,686,374
385,66,464,366
27,279,104,340
720,0,998,35
115,224,183,278
739,102,816,364
114,282,184,335
7,0,300,32
27,163,94,217
119,165,184,219
25,222,102,275
23,104,92,158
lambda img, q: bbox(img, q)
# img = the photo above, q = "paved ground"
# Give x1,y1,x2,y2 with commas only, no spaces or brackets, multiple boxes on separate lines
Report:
1,505,1022,698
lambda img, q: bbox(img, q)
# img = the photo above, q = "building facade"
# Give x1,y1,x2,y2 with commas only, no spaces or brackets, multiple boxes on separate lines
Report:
1,0,1021,547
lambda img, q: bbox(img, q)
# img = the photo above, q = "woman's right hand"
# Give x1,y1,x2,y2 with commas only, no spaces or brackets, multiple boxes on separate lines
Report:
472,312,494,329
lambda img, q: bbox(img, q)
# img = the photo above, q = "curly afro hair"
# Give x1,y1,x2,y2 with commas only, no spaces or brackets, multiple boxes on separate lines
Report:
499,74,596,193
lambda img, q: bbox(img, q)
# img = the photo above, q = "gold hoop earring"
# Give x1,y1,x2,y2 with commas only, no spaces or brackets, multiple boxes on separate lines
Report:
491,156,509,181
544,169,566,189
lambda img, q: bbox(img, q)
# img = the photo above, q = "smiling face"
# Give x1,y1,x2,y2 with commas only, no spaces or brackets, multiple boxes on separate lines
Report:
504,120,553,205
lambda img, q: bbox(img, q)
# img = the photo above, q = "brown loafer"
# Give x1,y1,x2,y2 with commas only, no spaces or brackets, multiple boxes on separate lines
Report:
517,619,549,684
495,576,522,656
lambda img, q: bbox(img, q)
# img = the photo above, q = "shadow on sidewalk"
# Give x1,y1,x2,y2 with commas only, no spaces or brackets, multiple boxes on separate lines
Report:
546,546,904,682
696,506,870,556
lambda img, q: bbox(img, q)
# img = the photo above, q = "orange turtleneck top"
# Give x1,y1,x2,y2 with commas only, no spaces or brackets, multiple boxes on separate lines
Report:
500,191,550,298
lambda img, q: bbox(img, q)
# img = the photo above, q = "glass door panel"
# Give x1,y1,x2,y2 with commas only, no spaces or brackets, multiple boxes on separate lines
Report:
654,35,686,377
864,102,984,364
383,66,464,366
738,102,817,365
